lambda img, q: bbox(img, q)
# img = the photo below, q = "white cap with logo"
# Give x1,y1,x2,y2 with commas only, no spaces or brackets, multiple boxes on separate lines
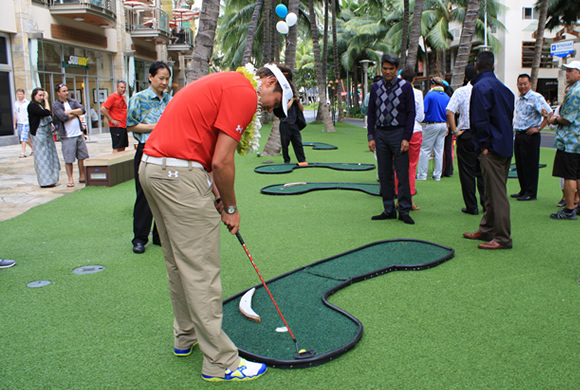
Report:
264,63,293,119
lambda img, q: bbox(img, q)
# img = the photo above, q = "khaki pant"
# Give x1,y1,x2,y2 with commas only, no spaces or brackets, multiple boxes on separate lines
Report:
139,160,240,377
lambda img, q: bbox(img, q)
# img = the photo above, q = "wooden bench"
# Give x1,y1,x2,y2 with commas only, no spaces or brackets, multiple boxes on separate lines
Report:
84,150,135,187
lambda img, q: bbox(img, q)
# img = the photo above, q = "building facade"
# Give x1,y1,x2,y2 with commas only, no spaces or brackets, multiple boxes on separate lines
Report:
1,0,195,145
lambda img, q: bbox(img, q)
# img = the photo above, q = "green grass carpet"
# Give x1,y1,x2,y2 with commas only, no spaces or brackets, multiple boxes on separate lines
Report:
1,122,579,389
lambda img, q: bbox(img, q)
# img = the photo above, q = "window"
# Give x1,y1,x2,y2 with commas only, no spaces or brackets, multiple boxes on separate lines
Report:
522,42,554,68
522,7,538,20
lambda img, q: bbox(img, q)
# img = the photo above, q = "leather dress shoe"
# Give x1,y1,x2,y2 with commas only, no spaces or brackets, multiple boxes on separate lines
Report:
517,195,536,201
133,242,145,254
371,210,397,220
462,231,489,241
478,239,512,250
510,192,523,198
461,207,478,215
398,214,415,224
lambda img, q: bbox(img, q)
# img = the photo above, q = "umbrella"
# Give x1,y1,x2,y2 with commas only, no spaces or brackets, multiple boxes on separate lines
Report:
172,8,194,17
123,0,148,9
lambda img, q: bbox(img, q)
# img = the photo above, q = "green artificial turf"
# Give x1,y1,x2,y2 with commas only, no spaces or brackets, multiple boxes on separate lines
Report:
1,122,579,389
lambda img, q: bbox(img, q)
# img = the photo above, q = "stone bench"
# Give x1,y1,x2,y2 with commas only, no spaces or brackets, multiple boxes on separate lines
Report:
84,150,135,187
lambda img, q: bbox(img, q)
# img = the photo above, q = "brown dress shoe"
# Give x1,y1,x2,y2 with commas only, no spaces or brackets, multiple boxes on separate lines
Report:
478,239,512,250
462,231,488,241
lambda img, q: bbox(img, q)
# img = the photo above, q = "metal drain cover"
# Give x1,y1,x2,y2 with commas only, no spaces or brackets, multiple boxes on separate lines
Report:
27,280,52,288
72,265,106,275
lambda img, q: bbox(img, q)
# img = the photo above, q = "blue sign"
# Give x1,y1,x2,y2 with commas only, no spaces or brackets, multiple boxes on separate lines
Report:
551,41,574,58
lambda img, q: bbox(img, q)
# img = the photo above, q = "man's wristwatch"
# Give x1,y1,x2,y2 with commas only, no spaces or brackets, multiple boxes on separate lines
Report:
224,205,237,214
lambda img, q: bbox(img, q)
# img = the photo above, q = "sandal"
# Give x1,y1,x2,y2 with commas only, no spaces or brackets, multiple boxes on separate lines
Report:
19,154,26,158
67,183,75,188
556,198,565,207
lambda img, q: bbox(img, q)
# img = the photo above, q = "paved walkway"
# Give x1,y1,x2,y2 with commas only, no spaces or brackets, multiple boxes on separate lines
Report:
0,133,136,222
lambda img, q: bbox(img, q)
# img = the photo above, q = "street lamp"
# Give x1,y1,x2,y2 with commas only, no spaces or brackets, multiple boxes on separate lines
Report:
359,60,374,101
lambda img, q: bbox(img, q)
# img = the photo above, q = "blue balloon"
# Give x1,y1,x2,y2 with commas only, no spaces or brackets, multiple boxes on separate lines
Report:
275,4,288,18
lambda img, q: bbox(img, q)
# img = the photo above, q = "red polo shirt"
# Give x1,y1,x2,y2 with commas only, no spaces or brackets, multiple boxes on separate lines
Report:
102,92,127,128
144,72,257,171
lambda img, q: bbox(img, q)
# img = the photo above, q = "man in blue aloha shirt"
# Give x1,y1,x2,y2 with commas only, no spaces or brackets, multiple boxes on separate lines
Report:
512,73,552,201
548,61,580,220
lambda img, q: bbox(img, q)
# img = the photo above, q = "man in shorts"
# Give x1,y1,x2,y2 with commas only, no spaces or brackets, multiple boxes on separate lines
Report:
101,81,128,153
53,83,89,187
548,61,580,220
14,88,33,158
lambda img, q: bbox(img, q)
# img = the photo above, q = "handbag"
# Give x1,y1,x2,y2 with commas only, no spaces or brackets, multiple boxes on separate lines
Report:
296,108,307,130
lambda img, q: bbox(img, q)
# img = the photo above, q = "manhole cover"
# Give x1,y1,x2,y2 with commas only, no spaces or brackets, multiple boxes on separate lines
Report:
72,265,106,275
27,280,52,288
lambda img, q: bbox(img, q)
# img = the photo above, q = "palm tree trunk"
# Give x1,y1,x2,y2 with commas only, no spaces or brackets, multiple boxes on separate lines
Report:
406,0,425,70
317,0,330,122
263,0,273,63
309,0,335,131
187,0,220,82
332,0,344,122
531,0,549,90
242,0,263,66
450,0,481,90
400,0,410,68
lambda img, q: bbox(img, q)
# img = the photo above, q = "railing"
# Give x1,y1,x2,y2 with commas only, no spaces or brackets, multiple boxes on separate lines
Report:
128,7,170,35
169,28,193,47
39,0,116,16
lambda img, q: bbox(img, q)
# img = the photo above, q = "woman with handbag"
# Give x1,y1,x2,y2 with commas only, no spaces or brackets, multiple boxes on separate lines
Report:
279,95,307,164
28,88,60,188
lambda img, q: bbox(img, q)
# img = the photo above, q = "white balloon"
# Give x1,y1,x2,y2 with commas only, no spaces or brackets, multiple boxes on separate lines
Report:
286,12,297,27
276,21,289,34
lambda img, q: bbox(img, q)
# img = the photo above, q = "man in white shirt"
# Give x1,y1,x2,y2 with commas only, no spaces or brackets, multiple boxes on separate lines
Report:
14,88,33,158
446,65,485,215
52,83,89,187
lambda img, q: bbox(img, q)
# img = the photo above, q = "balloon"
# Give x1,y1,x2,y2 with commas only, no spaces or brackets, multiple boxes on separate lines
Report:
276,21,289,34
275,4,288,18
286,12,297,27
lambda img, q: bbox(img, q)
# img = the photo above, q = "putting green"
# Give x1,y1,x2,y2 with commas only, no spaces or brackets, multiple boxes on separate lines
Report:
508,163,547,179
261,182,380,196
302,142,338,150
255,162,375,174
223,239,454,369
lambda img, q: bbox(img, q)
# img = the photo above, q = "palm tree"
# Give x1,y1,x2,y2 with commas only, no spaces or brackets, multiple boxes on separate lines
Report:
406,0,426,70
309,0,335,132
242,0,263,65
332,0,344,122
188,0,220,82
400,0,410,68
530,0,549,90
450,0,481,90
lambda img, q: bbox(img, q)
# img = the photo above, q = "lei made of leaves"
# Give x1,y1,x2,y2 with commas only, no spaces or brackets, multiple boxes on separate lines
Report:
236,64,262,156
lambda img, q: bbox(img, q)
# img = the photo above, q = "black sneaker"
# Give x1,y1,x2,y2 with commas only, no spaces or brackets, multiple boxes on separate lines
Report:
550,208,577,220
575,205,580,216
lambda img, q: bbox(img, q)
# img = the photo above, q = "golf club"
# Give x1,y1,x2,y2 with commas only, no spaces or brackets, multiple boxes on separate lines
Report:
235,231,316,360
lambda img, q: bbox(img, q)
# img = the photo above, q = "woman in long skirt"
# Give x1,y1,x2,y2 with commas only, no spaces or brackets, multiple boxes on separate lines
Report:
28,88,60,188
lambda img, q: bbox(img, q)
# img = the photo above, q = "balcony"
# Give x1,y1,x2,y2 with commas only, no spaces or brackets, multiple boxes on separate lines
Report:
127,7,170,43
168,28,193,52
44,0,116,28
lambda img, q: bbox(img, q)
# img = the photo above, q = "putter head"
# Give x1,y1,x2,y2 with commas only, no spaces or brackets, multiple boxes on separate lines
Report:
294,349,316,359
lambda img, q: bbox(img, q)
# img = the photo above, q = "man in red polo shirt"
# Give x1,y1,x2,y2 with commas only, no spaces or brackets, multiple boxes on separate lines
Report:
139,64,293,382
101,80,128,152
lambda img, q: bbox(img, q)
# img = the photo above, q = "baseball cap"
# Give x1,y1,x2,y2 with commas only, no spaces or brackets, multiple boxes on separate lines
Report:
562,61,580,71
264,64,293,119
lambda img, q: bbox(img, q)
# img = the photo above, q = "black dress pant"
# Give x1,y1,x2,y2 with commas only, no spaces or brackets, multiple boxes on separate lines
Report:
514,131,541,198
375,127,411,215
456,130,485,212
280,122,306,164
133,142,159,245
443,131,454,176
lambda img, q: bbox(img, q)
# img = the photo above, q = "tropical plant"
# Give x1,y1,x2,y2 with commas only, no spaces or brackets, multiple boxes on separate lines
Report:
530,0,550,90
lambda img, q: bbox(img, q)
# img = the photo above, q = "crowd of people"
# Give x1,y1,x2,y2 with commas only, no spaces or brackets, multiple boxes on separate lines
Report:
366,51,580,246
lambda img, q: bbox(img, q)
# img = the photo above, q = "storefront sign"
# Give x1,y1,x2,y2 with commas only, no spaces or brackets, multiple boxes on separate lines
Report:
550,41,574,58
62,55,89,69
